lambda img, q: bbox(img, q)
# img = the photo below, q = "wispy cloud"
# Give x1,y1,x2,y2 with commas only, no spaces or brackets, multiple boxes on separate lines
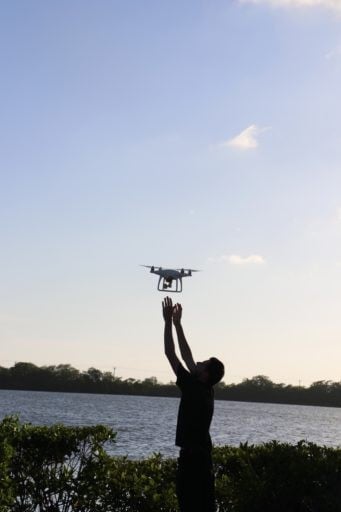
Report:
229,254,266,265
224,125,268,150
239,0,341,13
209,254,266,265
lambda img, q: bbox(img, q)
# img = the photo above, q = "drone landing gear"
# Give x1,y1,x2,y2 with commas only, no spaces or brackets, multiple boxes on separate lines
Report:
158,276,182,293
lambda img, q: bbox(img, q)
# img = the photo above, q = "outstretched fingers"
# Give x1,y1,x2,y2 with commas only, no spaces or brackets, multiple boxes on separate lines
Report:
172,302,182,324
163,296,173,309
162,296,174,321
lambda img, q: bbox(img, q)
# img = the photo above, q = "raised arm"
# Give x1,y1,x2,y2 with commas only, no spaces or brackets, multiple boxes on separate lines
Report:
162,297,180,375
172,303,197,374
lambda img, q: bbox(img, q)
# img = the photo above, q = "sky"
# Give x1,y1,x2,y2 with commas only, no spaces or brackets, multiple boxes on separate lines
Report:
1,0,341,386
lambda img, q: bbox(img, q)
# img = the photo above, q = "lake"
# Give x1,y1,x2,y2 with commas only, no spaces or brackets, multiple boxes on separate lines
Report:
1,389,340,458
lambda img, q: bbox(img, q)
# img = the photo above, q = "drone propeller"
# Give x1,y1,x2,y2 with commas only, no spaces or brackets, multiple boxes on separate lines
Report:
177,268,200,273
140,264,162,273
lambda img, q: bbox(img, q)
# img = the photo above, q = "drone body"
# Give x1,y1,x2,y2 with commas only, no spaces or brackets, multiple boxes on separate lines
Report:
141,265,199,292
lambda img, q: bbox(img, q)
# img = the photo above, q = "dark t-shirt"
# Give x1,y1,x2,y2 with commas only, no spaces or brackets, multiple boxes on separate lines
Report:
175,363,214,450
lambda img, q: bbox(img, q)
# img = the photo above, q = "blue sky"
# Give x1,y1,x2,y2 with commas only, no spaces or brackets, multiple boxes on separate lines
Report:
1,0,341,385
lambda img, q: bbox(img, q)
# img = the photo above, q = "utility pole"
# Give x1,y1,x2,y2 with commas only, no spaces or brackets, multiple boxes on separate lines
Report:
113,367,116,379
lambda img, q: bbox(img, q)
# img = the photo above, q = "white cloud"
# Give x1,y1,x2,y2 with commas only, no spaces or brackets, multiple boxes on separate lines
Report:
239,0,341,13
229,254,266,265
209,254,266,265
225,125,267,150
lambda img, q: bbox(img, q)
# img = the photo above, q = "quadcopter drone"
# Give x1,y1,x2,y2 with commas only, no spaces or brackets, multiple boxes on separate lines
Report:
141,265,199,292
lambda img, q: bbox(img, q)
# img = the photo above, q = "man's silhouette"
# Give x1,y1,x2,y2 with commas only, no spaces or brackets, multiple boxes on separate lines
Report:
162,296,225,512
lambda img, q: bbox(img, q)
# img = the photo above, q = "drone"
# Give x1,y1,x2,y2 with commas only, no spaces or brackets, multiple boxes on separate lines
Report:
141,265,199,292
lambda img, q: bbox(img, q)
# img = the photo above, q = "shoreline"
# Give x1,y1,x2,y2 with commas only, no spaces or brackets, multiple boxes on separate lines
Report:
1,385,341,409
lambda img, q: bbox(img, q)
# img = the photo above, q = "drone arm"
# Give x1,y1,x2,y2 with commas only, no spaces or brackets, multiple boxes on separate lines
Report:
174,323,197,374
164,320,180,375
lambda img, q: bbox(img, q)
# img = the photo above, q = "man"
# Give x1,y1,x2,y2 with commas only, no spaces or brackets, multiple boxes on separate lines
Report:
162,296,225,512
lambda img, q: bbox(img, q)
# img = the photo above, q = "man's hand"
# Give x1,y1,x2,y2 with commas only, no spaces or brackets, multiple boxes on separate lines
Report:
163,296,180,375
172,302,196,374
172,303,182,326
162,296,174,323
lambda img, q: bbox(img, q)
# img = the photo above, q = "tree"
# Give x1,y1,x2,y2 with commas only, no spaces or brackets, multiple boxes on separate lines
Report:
86,367,103,383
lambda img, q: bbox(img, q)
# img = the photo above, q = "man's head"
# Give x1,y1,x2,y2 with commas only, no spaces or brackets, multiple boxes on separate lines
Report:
197,357,225,386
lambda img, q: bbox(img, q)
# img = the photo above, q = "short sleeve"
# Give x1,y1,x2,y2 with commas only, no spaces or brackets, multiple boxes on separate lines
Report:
176,363,193,391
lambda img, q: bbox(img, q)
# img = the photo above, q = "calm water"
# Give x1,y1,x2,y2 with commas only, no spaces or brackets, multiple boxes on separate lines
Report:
0,390,340,458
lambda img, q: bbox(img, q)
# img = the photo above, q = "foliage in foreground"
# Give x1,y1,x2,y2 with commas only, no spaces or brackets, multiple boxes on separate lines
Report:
0,417,341,511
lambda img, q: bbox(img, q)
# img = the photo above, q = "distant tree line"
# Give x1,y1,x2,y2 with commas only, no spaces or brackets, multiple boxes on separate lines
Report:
1,362,341,407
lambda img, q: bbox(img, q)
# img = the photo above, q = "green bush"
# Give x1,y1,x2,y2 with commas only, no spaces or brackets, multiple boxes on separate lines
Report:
214,442,341,512
93,454,177,512
0,417,15,510
1,417,341,511
0,416,115,511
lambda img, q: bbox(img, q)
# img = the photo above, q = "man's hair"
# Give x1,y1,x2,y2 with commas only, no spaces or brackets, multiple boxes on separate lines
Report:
206,357,225,386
